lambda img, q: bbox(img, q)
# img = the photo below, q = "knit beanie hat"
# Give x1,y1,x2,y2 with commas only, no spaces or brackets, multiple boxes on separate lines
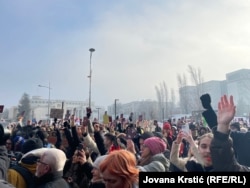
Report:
92,155,108,170
21,138,43,154
153,132,163,139
139,132,154,141
163,122,171,130
36,130,49,141
143,136,166,155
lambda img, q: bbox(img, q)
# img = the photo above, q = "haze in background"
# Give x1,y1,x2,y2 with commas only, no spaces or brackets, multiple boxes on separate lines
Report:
1,0,250,109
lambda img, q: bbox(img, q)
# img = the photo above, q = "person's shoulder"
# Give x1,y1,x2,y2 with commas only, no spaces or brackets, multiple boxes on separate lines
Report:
230,130,250,138
54,178,70,188
49,177,70,188
143,160,166,172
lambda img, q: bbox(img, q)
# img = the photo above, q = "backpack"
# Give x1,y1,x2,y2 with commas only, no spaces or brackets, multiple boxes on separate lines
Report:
9,164,35,188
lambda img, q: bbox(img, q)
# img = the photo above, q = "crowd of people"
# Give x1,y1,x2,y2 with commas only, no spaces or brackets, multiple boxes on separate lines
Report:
0,94,249,188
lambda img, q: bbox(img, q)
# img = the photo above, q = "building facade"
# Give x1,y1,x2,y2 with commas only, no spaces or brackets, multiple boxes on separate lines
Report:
6,68,250,123
178,68,250,117
8,96,105,123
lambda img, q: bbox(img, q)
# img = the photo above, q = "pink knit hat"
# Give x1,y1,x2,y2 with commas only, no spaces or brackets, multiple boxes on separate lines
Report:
143,136,166,155
163,122,171,130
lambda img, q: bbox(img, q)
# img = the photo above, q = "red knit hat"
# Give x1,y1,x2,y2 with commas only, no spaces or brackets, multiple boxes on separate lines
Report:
163,122,171,130
143,137,166,155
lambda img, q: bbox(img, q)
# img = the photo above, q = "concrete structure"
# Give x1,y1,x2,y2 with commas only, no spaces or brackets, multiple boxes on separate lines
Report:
226,69,250,116
8,96,105,123
178,68,250,117
200,80,226,109
108,100,160,121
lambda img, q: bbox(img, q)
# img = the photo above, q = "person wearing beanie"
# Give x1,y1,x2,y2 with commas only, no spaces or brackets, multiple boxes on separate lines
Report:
137,136,170,172
163,122,171,130
7,138,44,188
89,155,108,188
144,137,166,155
21,138,43,154
152,131,163,139
162,122,173,150
138,131,154,151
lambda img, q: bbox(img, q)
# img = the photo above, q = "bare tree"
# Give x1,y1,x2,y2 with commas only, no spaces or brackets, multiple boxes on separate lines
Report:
187,65,204,110
155,85,164,120
155,81,170,121
169,88,176,117
17,93,31,125
177,73,190,114
177,73,187,87
162,81,169,118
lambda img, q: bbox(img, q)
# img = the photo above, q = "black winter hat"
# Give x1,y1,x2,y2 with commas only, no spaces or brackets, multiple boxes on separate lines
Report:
21,138,43,154
36,130,49,141
153,132,163,139
139,132,154,140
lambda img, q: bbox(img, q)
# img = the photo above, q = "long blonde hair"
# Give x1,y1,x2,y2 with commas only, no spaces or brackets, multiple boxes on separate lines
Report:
197,132,213,146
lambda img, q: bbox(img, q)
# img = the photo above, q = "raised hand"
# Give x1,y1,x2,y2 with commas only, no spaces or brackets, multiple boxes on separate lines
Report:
217,95,236,133
126,139,136,154
77,149,87,165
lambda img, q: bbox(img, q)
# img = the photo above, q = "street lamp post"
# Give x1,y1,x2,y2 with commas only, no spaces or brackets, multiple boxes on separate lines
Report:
114,99,119,120
38,82,52,122
162,107,164,122
88,48,95,109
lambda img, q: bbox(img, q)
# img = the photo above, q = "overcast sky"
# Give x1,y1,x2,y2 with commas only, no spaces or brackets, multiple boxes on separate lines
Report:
1,0,250,110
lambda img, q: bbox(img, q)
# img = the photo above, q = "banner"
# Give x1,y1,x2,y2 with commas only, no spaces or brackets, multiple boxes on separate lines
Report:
50,109,64,119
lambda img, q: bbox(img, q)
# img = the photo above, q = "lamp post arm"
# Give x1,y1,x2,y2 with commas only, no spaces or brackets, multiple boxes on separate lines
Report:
38,83,52,123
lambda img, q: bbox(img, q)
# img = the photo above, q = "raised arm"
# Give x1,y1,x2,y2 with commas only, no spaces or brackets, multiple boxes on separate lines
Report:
217,95,236,134
210,95,250,171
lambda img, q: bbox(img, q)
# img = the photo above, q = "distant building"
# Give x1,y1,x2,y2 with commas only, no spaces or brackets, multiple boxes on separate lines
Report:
226,69,250,116
6,68,250,122
178,68,250,117
8,96,105,123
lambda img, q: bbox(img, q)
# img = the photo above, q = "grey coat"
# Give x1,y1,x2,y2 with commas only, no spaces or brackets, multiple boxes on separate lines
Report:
0,145,10,180
137,153,170,172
